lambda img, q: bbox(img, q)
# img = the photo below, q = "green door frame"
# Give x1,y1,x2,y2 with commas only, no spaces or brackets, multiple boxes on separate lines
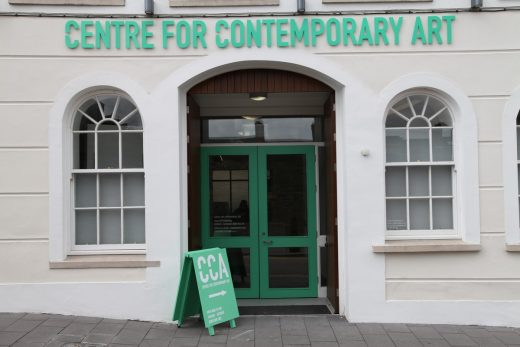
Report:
201,145,317,299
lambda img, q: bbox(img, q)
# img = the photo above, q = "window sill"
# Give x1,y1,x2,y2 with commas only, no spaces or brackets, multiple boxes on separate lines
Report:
9,0,124,5
372,240,481,253
49,255,160,269
170,0,278,7
506,244,520,252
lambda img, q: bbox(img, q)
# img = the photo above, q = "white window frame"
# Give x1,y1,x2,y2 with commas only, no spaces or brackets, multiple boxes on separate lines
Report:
503,87,520,246
384,91,458,240
70,92,145,254
379,75,480,244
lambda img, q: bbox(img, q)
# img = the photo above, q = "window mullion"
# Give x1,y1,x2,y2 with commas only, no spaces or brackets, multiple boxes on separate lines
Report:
429,166,433,230
96,173,100,245
406,166,410,231
120,173,124,245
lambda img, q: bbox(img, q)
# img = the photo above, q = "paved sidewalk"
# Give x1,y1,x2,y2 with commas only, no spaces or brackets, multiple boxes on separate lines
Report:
1,313,520,347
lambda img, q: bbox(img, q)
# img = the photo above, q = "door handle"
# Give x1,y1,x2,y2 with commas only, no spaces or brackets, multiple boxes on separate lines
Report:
262,240,273,245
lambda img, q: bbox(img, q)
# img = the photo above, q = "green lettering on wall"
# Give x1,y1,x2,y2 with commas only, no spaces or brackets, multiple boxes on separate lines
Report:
389,17,403,45
276,19,289,47
125,21,140,49
231,20,245,48
142,20,155,49
112,21,123,49
81,20,94,49
215,20,229,48
342,18,358,46
311,18,324,47
326,18,341,46
290,18,309,47
412,17,426,45
193,20,207,49
442,15,455,44
358,18,374,46
373,17,389,46
427,16,443,44
263,19,275,48
162,20,175,49
246,20,262,48
95,21,111,49
177,20,191,49
65,20,79,49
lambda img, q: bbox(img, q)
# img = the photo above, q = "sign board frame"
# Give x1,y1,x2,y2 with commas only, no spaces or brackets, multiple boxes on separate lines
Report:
173,248,239,336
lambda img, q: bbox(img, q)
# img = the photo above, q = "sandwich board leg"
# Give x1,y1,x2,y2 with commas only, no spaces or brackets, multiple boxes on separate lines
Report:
208,327,215,336
229,320,236,329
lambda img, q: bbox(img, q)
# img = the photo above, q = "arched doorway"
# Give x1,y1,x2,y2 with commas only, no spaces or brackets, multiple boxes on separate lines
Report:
186,69,339,311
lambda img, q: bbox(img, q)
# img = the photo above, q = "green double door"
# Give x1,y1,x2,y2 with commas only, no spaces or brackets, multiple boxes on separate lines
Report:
201,146,317,299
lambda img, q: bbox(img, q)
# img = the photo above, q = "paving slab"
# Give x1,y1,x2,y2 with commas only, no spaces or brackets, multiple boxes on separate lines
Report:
0,313,518,347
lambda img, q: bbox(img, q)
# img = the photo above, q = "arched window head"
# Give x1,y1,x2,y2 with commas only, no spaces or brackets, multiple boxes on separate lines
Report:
72,94,145,250
385,93,455,238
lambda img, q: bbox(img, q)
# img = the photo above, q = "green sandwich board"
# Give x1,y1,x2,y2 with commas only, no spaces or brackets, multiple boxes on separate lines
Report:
173,248,239,336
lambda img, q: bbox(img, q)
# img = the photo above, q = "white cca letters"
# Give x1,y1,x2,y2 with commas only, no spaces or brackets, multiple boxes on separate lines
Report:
197,253,230,284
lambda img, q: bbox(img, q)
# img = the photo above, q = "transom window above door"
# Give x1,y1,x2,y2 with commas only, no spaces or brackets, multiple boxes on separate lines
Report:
202,116,323,143
385,93,456,239
71,93,145,252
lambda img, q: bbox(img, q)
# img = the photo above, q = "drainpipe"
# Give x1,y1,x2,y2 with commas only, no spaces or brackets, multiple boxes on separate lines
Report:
470,0,483,11
145,0,154,15
297,0,305,14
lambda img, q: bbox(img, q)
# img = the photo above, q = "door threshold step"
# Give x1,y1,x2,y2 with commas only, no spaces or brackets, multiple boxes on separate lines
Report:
238,305,332,315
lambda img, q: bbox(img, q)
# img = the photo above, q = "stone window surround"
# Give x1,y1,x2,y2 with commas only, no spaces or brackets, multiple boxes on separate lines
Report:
8,0,124,5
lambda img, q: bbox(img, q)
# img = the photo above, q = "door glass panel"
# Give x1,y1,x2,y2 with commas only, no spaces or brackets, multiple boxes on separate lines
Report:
268,247,309,288
267,154,307,236
227,248,251,289
209,155,249,237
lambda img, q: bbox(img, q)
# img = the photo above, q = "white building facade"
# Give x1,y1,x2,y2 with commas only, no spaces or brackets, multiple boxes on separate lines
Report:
1,0,520,326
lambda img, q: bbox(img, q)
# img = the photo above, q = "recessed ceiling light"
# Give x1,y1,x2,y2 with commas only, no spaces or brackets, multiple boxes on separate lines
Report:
249,92,268,101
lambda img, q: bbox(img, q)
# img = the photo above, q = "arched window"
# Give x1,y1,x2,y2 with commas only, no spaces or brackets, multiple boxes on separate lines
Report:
72,94,145,250
385,93,455,239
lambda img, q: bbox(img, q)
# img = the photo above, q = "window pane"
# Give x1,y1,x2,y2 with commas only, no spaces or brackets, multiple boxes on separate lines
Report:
432,128,453,161
97,96,118,119
386,129,407,162
385,167,406,197
79,98,103,123
267,154,308,237
392,98,414,119
386,199,407,230
74,133,95,169
432,166,452,196
431,108,452,127
227,248,251,289
100,209,121,244
262,118,315,142
409,167,429,197
97,132,119,169
123,173,145,206
75,111,97,131
99,174,121,207
122,133,143,168
97,120,119,131
75,210,97,245
424,96,446,119
210,155,249,237
517,127,520,160
268,247,308,288
385,112,407,127
75,174,96,208
409,95,428,117
124,209,145,243
409,129,430,162
409,117,429,127
410,199,430,230
432,198,453,229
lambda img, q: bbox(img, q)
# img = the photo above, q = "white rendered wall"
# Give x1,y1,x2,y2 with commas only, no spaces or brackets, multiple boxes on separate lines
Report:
0,11,520,326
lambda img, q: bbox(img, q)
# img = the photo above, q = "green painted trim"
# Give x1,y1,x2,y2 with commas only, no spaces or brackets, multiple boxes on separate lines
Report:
201,145,317,299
